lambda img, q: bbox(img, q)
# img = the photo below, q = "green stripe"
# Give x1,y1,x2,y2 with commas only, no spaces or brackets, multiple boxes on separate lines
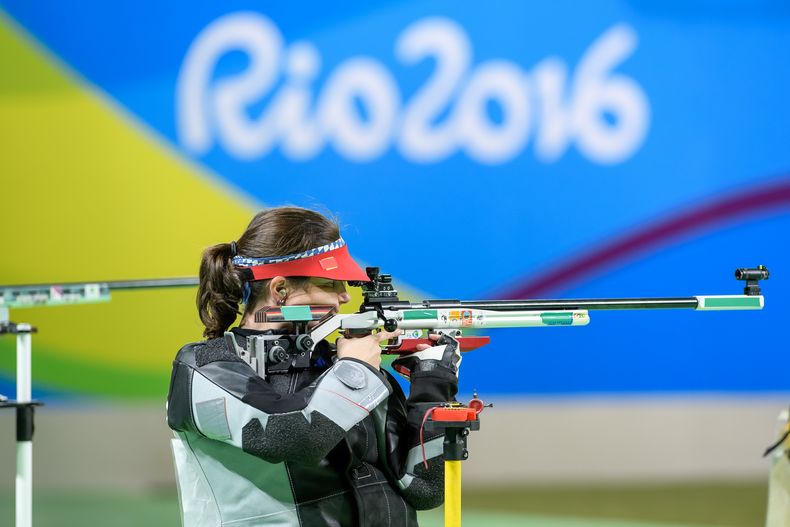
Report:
0,339,168,400
403,309,438,320
540,312,574,326
701,296,762,309
484,312,535,319
280,305,314,321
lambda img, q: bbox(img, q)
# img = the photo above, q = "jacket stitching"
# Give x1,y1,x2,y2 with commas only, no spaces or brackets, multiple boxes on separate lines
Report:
382,478,392,527
296,489,350,507
182,433,223,522
361,421,369,458
354,480,389,490
222,508,298,525
284,462,303,527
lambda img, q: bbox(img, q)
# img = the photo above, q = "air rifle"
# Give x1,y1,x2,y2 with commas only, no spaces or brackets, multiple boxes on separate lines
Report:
0,266,768,378
237,266,768,378
0,267,768,527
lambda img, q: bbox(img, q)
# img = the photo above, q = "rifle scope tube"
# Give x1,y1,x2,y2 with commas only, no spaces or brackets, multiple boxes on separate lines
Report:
735,267,769,281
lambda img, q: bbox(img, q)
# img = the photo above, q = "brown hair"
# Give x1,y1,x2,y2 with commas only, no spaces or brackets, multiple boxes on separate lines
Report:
197,207,340,339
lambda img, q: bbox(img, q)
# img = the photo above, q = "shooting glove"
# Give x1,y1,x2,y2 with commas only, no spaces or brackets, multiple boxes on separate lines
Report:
391,333,462,381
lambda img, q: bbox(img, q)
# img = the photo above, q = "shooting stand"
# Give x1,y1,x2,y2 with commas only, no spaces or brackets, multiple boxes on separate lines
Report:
425,396,486,527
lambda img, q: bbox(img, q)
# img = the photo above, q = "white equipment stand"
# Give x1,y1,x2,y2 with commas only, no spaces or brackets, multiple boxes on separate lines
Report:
0,278,197,527
1,307,41,527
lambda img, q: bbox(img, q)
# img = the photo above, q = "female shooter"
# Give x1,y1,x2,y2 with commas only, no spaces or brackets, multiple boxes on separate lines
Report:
166,207,460,526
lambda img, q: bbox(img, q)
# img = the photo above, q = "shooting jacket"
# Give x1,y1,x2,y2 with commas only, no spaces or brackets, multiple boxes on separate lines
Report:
167,328,457,527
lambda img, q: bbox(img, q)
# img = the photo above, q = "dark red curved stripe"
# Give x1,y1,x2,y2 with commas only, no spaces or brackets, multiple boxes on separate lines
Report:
499,177,790,299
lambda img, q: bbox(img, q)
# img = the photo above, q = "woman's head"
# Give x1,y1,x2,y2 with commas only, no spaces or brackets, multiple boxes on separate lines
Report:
197,207,347,339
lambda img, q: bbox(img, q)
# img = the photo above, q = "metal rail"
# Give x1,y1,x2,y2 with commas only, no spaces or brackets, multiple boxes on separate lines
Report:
0,277,199,291
414,297,700,311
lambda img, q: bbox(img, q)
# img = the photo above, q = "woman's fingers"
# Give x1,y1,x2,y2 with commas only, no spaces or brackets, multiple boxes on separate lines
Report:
416,333,445,350
375,329,401,342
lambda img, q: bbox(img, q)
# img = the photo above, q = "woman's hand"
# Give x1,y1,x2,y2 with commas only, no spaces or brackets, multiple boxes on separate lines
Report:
336,329,401,370
391,332,462,380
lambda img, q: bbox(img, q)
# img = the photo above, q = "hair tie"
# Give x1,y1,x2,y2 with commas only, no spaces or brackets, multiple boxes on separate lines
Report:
241,282,251,305
230,241,238,257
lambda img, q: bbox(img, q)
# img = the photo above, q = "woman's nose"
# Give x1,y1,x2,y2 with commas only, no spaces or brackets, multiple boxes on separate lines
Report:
338,291,351,304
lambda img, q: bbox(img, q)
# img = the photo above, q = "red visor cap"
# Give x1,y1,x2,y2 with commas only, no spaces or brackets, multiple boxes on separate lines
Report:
246,245,370,282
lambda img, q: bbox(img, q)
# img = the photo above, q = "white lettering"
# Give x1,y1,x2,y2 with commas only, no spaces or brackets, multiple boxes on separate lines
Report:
177,12,283,159
176,14,650,166
395,18,470,162
570,24,650,164
456,61,531,164
318,58,399,162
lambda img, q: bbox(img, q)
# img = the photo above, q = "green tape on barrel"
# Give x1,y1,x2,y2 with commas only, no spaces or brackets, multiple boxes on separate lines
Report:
280,306,314,321
700,296,763,309
403,309,438,320
540,312,574,325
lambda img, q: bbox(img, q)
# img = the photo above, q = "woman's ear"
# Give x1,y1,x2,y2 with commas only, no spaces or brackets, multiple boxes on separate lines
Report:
268,276,288,303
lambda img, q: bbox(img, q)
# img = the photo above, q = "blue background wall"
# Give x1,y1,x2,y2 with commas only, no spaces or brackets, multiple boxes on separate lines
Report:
2,0,787,398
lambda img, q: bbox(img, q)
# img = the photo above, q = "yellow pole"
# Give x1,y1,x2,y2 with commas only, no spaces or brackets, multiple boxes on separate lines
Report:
444,460,462,527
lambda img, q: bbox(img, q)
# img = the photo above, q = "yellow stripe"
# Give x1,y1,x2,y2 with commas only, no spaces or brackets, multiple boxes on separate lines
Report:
0,13,254,371
0,12,415,383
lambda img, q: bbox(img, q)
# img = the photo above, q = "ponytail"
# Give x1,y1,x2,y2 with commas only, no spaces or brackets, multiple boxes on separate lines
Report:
197,207,341,339
197,243,242,339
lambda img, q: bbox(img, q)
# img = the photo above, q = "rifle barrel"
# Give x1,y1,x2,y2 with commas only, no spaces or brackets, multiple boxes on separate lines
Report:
412,298,700,311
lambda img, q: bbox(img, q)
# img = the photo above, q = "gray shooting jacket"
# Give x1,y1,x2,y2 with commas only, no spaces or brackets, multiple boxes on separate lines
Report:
167,328,457,526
